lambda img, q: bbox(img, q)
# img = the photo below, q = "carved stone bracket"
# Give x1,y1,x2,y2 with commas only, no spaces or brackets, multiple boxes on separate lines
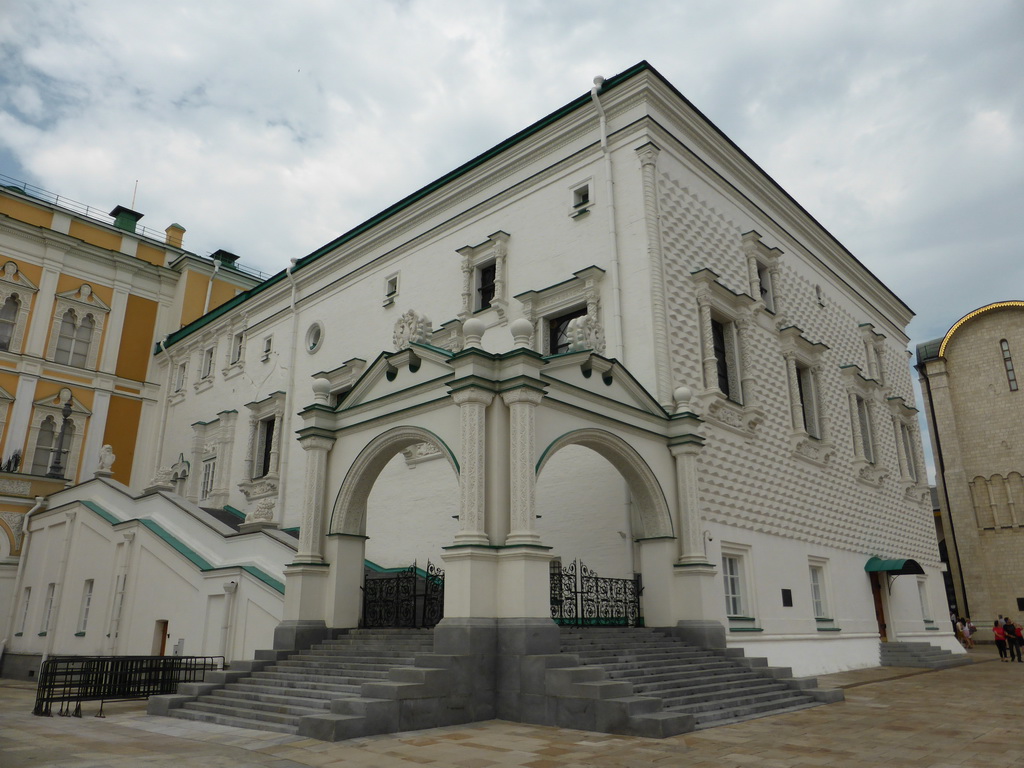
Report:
697,393,764,438
565,314,606,354
790,434,836,468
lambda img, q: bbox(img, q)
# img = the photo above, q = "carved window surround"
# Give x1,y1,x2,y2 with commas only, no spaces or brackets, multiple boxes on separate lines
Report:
458,231,509,322
858,323,887,387
691,269,763,436
222,318,248,381
27,389,91,482
514,265,606,355
0,261,37,355
741,231,785,326
46,284,110,370
191,410,237,507
239,392,285,524
841,365,887,487
193,334,217,394
780,326,834,467
888,396,926,498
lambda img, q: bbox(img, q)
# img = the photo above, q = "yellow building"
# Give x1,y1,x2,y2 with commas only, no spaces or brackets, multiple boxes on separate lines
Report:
0,179,261,606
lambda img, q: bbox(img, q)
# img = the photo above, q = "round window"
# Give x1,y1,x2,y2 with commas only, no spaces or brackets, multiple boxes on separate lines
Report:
305,323,323,353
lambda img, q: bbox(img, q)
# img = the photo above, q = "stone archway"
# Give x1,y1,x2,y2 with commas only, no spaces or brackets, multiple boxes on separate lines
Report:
536,428,675,627
536,427,673,541
329,425,459,537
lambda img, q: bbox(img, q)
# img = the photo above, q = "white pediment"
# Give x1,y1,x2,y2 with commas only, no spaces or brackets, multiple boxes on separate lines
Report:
54,284,111,312
541,352,667,419
339,345,455,412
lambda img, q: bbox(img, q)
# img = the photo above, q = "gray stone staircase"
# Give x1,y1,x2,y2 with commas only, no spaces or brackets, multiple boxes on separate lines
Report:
879,641,972,669
157,628,436,735
559,627,840,730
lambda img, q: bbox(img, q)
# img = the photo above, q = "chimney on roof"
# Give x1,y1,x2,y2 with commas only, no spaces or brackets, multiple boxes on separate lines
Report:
165,223,185,248
109,205,143,234
211,249,240,269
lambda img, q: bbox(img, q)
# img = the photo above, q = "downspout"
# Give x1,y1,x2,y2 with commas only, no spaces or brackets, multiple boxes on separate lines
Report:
590,76,625,362
278,259,300,515
203,257,221,316
919,365,969,618
0,496,48,663
153,338,176,477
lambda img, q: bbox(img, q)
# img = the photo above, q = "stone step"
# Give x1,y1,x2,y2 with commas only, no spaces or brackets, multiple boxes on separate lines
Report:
225,680,361,699
606,664,757,684
210,688,334,711
180,699,309,726
169,706,299,735
689,698,822,728
671,687,813,715
634,675,786,699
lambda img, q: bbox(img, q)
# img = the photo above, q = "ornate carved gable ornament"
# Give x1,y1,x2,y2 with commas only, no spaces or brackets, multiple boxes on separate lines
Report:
393,310,433,351
565,314,606,355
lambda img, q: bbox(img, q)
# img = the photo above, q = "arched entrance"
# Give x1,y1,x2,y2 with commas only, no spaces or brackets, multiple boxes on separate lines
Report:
327,426,459,628
536,428,674,627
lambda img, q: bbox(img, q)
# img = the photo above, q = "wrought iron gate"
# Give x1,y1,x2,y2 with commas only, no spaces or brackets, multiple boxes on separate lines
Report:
362,561,444,629
550,559,643,627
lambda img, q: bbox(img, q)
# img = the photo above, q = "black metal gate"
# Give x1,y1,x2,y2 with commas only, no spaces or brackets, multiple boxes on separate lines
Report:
362,561,444,629
550,559,643,627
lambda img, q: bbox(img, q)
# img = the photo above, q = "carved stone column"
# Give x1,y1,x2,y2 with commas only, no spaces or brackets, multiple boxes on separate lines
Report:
736,312,757,405
784,352,802,431
295,434,336,564
849,392,865,462
670,440,708,564
637,142,672,408
811,365,830,441
697,293,717,393
501,387,544,546
452,388,493,545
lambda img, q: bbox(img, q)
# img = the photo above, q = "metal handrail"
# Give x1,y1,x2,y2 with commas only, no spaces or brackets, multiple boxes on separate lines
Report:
33,655,224,718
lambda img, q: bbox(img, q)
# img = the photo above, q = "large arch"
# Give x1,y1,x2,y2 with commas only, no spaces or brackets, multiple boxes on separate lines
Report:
329,425,459,537
536,428,674,540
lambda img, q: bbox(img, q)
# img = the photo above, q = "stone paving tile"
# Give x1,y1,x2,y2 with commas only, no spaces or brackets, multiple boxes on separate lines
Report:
1,648,1020,767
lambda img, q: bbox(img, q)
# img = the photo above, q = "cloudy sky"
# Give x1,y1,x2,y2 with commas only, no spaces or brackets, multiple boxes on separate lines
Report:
1,0,1022,472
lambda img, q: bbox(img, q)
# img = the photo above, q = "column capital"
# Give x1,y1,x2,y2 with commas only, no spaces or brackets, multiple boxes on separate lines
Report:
499,386,545,407
298,433,336,452
451,387,495,407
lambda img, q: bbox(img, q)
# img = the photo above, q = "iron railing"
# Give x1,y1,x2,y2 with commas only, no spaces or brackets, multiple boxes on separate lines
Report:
362,561,444,629
550,558,643,627
33,655,224,717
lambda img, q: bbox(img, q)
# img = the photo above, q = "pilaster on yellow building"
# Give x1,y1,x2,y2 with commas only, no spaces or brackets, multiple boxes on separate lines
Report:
0,179,262,574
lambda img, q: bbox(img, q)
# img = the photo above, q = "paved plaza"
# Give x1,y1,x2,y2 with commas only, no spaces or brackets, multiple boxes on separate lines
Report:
1,647,1020,767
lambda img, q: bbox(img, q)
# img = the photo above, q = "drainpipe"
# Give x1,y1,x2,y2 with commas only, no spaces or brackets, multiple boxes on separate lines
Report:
203,257,222,316
590,75,625,362
277,259,300,516
152,338,176,477
0,496,48,663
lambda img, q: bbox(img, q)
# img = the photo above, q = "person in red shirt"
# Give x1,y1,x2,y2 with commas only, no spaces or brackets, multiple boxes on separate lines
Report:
993,621,1009,661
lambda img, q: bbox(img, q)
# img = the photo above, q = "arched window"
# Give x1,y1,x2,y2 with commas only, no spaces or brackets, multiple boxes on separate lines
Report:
31,416,56,475
0,295,20,351
54,309,95,367
1001,339,1017,392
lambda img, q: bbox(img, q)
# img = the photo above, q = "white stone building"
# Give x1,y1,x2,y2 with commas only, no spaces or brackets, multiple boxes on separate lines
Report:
1,62,955,686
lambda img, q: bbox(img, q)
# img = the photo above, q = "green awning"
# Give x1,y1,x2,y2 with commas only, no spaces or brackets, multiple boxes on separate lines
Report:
864,557,924,575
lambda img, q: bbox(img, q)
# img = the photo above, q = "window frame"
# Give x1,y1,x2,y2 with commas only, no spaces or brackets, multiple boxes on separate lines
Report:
0,261,38,355
515,266,606,356
40,582,55,635
46,284,109,370
458,231,510,322
77,579,94,634
1001,339,1018,392
17,586,31,634
808,561,830,619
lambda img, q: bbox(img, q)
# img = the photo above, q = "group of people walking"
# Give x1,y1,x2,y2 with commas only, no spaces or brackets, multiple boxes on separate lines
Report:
953,614,1024,661
992,615,1023,662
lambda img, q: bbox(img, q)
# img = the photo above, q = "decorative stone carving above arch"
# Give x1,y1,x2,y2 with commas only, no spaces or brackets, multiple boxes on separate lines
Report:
536,427,673,540
393,310,433,351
